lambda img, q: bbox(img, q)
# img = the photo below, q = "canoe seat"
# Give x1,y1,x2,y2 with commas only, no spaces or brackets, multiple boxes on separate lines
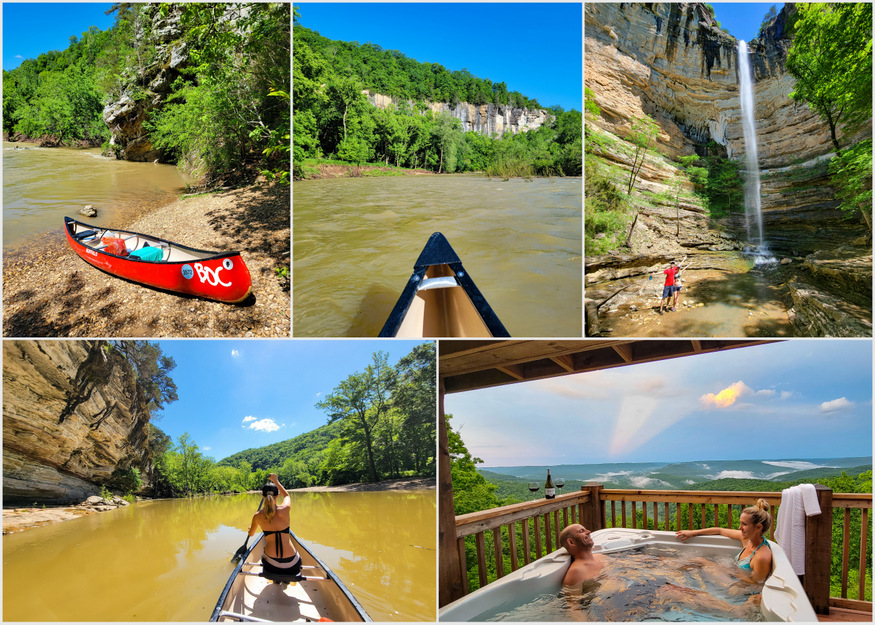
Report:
74,229,99,241
260,571,305,584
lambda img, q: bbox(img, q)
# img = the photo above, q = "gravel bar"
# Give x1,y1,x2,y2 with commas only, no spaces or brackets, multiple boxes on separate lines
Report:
3,184,290,337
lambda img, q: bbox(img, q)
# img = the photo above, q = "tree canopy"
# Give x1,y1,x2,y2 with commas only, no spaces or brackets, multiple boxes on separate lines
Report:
786,3,873,152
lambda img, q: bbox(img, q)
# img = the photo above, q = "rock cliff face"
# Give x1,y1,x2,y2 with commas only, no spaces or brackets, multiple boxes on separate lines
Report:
103,5,189,162
585,2,870,254
3,341,152,505
364,91,552,137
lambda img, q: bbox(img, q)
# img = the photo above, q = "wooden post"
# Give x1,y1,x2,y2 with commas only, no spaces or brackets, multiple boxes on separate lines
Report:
803,484,833,615
438,378,464,607
579,484,604,531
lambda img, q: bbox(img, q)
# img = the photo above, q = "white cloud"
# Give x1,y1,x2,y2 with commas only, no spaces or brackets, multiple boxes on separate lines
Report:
202,446,211,451
763,460,830,471
700,381,752,408
231,349,240,358
242,415,257,424
780,391,793,400
820,397,853,413
755,389,776,397
712,470,756,480
246,418,284,433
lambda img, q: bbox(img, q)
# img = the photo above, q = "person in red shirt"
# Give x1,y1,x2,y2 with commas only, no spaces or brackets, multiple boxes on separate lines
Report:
652,257,692,314
655,260,679,314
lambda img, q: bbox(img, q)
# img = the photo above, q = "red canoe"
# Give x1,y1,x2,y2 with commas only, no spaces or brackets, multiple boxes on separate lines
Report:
65,217,252,303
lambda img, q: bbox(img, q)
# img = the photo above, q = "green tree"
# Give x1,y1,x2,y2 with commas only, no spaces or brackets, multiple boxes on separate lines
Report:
110,341,178,416
829,139,873,234
786,3,873,153
316,352,397,482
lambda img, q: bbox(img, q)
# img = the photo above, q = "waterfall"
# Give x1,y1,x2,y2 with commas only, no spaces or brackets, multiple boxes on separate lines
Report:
737,40,767,253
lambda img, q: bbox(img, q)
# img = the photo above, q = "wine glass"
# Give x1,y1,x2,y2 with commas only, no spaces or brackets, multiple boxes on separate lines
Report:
528,482,540,500
555,477,566,493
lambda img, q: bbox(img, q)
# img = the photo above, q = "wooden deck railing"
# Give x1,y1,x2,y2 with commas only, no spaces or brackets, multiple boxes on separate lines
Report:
451,484,872,615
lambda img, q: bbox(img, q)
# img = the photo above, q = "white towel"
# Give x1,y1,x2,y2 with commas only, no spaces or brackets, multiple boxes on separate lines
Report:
799,483,821,516
775,484,822,575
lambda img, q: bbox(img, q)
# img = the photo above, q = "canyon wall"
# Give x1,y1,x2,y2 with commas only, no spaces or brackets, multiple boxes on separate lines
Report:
585,2,870,254
364,91,552,137
3,341,152,505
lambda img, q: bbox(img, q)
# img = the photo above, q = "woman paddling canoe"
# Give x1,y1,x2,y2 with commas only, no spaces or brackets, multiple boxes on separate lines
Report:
247,474,301,578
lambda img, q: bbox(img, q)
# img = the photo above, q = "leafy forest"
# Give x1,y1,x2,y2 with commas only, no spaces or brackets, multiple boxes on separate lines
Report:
448,416,872,600
293,8,581,179
2,3,290,184
130,343,435,500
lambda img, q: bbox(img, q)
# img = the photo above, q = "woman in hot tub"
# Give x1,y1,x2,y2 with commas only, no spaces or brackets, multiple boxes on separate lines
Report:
676,498,773,582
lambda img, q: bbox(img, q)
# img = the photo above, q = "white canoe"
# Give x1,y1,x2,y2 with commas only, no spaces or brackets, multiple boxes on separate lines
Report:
211,530,371,622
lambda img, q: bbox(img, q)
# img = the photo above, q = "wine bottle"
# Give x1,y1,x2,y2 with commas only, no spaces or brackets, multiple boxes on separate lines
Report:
545,469,555,499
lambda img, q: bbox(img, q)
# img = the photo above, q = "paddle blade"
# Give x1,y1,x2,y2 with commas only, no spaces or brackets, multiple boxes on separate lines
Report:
231,543,248,563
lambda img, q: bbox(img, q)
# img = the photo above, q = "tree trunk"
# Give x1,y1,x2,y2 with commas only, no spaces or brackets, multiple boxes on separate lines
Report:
624,211,640,248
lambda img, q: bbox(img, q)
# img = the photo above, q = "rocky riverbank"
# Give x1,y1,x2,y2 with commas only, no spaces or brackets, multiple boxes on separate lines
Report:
3,183,290,337
3,495,132,534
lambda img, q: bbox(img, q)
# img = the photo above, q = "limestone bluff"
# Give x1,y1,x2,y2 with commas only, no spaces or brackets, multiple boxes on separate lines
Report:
3,341,155,505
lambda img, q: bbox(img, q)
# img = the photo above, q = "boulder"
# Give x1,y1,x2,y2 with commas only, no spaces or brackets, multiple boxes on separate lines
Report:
80,205,98,218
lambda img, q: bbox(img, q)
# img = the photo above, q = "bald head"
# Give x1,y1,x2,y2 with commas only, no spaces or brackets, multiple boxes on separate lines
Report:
560,524,593,555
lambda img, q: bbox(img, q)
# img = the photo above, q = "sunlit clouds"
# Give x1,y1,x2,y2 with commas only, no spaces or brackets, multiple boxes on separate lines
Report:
700,380,751,408
231,349,240,358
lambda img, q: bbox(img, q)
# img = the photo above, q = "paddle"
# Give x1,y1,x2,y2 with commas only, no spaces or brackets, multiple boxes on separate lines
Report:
231,498,262,563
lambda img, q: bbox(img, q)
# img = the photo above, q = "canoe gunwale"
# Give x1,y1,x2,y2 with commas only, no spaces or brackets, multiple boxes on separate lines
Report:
379,232,510,338
65,216,243,263
209,530,372,622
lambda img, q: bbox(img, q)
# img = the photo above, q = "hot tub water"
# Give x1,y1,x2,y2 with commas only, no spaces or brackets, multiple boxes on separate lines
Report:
479,545,764,622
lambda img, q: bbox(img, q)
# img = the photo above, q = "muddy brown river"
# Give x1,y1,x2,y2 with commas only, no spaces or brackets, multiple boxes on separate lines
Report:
3,142,189,250
2,491,435,621
293,175,582,337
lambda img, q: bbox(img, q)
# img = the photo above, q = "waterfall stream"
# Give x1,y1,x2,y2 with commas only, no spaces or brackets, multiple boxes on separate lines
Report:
737,40,769,256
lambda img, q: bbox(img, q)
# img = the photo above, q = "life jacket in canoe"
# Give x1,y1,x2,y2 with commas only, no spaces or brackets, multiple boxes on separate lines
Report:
102,237,128,256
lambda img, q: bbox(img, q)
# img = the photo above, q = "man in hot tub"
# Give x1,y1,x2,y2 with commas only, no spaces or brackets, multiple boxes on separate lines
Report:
559,524,605,585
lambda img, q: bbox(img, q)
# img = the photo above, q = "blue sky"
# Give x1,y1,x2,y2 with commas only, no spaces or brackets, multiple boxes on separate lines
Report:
3,3,116,71
710,2,785,44
445,340,873,466
152,340,430,462
296,2,582,111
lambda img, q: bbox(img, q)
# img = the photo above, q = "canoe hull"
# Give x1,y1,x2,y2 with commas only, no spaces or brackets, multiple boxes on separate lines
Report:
211,531,371,622
65,217,252,304
380,232,509,338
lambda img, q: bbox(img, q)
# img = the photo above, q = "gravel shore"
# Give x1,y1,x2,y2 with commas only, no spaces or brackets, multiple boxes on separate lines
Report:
3,183,290,337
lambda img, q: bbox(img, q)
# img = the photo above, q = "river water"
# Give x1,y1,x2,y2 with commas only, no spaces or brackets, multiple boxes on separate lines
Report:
2,142,190,250
2,490,435,621
293,175,582,337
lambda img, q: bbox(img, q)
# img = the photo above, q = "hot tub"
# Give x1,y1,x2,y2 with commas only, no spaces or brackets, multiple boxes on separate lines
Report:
439,528,817,622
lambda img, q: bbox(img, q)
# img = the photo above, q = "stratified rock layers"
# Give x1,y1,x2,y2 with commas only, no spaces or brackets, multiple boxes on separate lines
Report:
585,2,870,254
3,341,151,505
364,91,551,137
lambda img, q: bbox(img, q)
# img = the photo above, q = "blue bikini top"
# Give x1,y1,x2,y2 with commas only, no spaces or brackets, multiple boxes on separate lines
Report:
737,538,770,570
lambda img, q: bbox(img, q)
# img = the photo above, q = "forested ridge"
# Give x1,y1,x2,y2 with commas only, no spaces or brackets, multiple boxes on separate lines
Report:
293,8,581,179
3,3,290,185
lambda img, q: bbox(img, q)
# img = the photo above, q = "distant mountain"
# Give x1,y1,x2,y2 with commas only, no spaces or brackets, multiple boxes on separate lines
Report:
218,421,341,470
482,458,872,490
